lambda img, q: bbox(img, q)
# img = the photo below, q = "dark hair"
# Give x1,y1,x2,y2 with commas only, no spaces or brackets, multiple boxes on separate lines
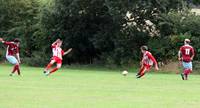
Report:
184,39,190,44
185,40,190,44
13,38,20,43
141,45,148,51
185,41,190,44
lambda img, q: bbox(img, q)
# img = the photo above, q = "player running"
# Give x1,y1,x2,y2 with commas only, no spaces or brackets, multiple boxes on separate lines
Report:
136,45,159,78
44,39,72,76
178,39,195,80
0,38,21,76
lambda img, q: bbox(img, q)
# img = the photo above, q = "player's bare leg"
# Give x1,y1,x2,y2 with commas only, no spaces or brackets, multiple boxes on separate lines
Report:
181,68,185,80
181,73,185,80
44,60,55,74
10,63,20,76
49,63,62,75
10,65,17,76
137,66,147,78
136,65,144,77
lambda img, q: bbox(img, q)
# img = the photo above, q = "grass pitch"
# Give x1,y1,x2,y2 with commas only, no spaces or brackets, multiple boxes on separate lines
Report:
0,64,200,108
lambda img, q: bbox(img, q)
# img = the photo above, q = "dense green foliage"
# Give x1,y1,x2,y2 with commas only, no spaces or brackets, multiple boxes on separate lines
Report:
0,0,200,67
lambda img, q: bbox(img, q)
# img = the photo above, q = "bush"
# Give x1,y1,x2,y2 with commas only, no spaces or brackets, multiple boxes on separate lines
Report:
23,51,49,67
193,61,200,74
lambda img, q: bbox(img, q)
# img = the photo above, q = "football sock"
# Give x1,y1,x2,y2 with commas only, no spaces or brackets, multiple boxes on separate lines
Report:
12,65,18,73
137,73,145,78
16,65,20,75
184,69,192,80
181,73,185,80
46,63,53,70
137,66,146,78
50,68,58,74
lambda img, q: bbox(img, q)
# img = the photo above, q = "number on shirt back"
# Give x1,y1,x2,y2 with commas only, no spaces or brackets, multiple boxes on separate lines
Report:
185,49,190,55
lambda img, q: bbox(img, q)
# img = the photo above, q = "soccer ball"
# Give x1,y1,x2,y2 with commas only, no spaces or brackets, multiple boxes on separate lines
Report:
122,70,128,76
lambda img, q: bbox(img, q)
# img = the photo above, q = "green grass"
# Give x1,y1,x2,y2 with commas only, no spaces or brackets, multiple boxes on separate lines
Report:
0,64,200,108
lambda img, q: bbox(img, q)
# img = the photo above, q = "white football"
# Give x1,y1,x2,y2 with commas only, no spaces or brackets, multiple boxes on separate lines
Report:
122,70,128,76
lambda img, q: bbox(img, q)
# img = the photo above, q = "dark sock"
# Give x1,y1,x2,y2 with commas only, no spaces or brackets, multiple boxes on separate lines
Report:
50,68,58,74
12,65,18,74
184,69,191,80
16,65,20,75
137,73,145,78
185,74,188,80
181,73,185,80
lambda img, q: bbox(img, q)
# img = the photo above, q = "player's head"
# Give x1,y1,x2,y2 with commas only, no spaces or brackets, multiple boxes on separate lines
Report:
57,40,63,47
184,39,190,45
13,38,20,45
140,45,148,53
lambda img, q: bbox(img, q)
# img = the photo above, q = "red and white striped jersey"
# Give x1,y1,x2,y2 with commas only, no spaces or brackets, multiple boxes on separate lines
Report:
142,51,157,66
52,45,64,60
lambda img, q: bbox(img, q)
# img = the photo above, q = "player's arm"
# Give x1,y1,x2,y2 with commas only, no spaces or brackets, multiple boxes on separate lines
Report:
16,53,21,64
51,39,60,47
177,49,183,67
16,47,21,63
147,53,159,70
178,51,182,61
63,48,72,56
191,48,195,61
0,38,12,45
178,47,182,61
0,38,7,44
0,38,3,42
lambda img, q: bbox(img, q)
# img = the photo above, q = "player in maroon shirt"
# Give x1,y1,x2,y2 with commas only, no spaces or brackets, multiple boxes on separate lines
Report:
178,39,195,80
136,45,159,78
0,38,21,76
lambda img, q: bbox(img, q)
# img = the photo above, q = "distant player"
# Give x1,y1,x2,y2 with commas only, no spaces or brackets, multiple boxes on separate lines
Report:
136,45,159,78
178,39,195,80
0,38,21,76
44,39,72,76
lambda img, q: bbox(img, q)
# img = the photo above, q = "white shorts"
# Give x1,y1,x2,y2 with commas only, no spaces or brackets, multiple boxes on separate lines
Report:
182,62,192,70
6,55,18,65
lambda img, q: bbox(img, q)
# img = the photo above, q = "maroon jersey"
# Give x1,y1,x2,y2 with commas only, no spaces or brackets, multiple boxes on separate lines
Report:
180,45,194,62
4,42,19,56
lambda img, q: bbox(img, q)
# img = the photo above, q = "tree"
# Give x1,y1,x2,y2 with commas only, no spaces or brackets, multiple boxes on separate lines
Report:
1,0,199,67
39,0,192,66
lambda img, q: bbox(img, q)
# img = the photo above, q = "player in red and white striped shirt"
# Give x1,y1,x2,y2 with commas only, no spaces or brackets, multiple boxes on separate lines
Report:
136,45,159,78
44,39,72,76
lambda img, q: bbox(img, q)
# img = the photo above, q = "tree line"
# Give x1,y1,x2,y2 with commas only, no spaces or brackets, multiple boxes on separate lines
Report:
0,0,200,68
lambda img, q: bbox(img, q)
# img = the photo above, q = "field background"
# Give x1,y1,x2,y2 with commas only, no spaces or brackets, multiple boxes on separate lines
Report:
0,64,200,108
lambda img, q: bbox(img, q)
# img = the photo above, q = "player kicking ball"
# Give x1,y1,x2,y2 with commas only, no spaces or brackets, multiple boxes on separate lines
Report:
44,39,72,76
136,45,159,78
0,38,21,76
178,39,195,80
